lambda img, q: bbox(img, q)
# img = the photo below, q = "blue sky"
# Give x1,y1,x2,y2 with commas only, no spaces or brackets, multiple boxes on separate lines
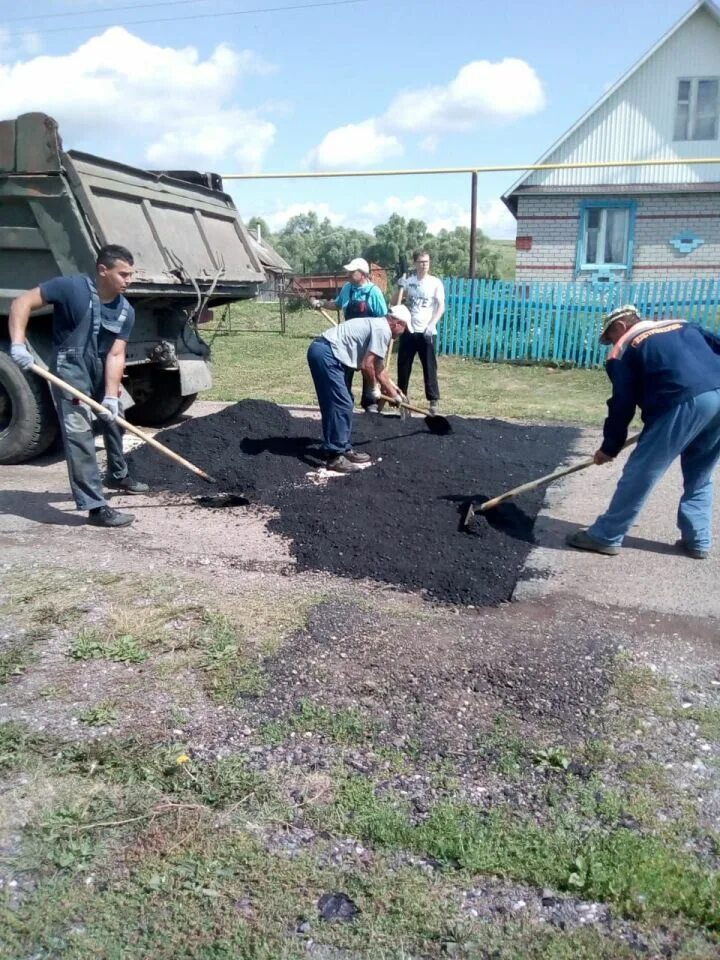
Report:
0,0,704,236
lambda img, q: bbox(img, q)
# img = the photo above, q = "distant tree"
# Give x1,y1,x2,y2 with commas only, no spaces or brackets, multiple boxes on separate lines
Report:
364,214,431,275
429,227,501,279
246,216,273,242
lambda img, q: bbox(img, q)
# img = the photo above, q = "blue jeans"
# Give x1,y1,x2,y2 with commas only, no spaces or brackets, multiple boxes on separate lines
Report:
588,388,720,550
307,338,354,455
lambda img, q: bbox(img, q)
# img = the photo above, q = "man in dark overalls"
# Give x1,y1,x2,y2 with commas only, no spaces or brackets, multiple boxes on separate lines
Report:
9,244,148,527
311,258,388,412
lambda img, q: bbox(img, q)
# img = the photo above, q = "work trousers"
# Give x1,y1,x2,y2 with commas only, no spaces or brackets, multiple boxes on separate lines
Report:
588,388,720,551
51,388,128,511
397,331,440,402
307,338,354,456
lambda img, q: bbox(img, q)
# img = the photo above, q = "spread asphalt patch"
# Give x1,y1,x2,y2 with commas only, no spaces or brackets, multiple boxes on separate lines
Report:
128,400,579,606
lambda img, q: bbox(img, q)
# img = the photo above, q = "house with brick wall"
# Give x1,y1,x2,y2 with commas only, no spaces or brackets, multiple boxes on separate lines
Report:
502,0,720,284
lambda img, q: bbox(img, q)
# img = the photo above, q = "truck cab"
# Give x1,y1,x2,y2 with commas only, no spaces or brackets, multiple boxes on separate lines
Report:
0,112,265,463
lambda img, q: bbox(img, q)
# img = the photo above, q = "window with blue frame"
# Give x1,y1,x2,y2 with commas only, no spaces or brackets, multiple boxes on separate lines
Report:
576,200,636,273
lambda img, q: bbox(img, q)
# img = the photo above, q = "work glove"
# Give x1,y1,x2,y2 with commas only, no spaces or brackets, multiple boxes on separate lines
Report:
309,298,322,310
10,343,34,370
423,325,437,343
97,396,119,422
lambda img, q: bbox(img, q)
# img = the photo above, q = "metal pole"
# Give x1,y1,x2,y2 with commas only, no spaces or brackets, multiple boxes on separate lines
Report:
221,156,720,180
469,171,478,280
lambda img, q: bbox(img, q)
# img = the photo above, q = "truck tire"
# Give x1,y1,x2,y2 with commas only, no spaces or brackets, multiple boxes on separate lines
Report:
125,370,197,426
0,349,58,464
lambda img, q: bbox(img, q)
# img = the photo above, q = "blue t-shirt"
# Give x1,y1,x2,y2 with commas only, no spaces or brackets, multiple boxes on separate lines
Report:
39,275,135,353
335,282,387,318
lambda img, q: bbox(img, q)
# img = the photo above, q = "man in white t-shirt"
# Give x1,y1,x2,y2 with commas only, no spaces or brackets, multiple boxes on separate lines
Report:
392,249,445,415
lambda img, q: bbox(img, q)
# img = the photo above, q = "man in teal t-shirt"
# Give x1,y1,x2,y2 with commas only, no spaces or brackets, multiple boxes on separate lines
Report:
311,258,387,411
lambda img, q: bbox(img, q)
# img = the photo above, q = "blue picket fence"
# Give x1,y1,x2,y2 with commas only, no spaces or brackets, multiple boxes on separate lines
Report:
438,278,720,368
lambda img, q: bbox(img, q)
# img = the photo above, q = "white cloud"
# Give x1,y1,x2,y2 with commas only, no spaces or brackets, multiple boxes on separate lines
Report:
0,27,277,171
384,58,545,134
306,57,544,169
260,202,346,232
305,118,402,170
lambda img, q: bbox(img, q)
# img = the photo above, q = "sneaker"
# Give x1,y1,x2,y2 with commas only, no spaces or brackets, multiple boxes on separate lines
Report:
344,449,371,464
326,455,363,474
428,401,440,416
364,403,380,414
88,506,135,528
105,475,149,495
675,539,709,560
565,529,620,556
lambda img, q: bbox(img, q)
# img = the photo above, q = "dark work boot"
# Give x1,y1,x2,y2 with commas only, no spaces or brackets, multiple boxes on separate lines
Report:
105,475,149,495
344,449,371,464
88,506,135,528
326,455,363,474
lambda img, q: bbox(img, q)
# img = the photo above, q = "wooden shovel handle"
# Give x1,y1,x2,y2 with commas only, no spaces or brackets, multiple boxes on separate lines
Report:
379,394,428,416
30,364,216,484
318,306,338,327
479,433,641,512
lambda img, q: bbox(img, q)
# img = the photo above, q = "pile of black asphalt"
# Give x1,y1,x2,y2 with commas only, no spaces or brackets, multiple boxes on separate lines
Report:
128,400,579,606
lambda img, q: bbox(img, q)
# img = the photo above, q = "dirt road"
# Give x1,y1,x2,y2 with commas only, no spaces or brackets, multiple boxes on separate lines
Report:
1,402,718,959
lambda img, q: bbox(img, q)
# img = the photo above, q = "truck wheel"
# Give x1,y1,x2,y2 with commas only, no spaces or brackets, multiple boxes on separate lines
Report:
0,349,58,464
125,370,197,426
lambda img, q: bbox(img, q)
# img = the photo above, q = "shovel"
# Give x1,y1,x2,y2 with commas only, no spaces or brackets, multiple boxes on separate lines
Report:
30,364,220,487
462,432,641,527
379,394,452,435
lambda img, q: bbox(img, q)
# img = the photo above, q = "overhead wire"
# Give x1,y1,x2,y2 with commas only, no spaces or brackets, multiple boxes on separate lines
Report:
0,0,368,40
3,0,227,24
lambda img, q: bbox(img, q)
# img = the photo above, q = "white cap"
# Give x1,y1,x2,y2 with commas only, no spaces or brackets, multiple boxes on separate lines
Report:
343,257,370,274
387,303,410,324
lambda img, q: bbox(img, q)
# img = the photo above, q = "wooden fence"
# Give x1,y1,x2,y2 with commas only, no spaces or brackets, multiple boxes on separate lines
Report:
438,278,720,368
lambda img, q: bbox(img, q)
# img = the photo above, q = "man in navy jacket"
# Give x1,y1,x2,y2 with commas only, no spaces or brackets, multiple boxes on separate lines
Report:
567,304,720,559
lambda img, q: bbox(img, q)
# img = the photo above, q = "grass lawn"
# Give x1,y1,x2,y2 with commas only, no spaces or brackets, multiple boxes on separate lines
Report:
204,302,611,426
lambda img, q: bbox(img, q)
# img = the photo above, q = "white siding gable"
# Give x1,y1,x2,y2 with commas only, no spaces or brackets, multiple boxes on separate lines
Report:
507,1,720,193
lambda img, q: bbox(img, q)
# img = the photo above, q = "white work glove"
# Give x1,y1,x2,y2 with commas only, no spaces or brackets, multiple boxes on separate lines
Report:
309,298,323,310
10,343,34,370
371,383,382,400
423,324,437,343
97,396,119,422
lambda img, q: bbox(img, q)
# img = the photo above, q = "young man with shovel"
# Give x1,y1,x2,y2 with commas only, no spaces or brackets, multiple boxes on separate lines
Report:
566,304,720,559
307,304,410,473
9,245,149,528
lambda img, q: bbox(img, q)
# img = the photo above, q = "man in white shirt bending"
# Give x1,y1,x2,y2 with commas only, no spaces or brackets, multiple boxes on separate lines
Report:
392,249,445,415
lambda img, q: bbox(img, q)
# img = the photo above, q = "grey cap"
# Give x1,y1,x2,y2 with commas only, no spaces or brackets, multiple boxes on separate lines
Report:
599,304,640,344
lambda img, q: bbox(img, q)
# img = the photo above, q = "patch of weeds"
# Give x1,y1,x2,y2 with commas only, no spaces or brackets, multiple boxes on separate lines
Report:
0,641,36,684
475,717,530,776
56,739,272,809
308,775,720,932
198,612,267,702
26,797,118,874
682,706,720,740
67,628,147,663
533,745,572,771
262,699,377,746
32,602,82,628
79,700,119,727
611,658,674,715
0,722,50,772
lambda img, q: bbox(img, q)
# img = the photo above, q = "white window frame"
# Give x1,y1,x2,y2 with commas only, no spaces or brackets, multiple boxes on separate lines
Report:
674,77,720,141
576,201,635,273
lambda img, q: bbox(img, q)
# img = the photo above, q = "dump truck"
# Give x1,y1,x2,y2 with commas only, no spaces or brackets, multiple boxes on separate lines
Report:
0,112,266,464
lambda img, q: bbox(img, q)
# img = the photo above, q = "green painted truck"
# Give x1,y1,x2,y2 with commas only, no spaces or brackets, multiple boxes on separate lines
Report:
0,112,266,464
